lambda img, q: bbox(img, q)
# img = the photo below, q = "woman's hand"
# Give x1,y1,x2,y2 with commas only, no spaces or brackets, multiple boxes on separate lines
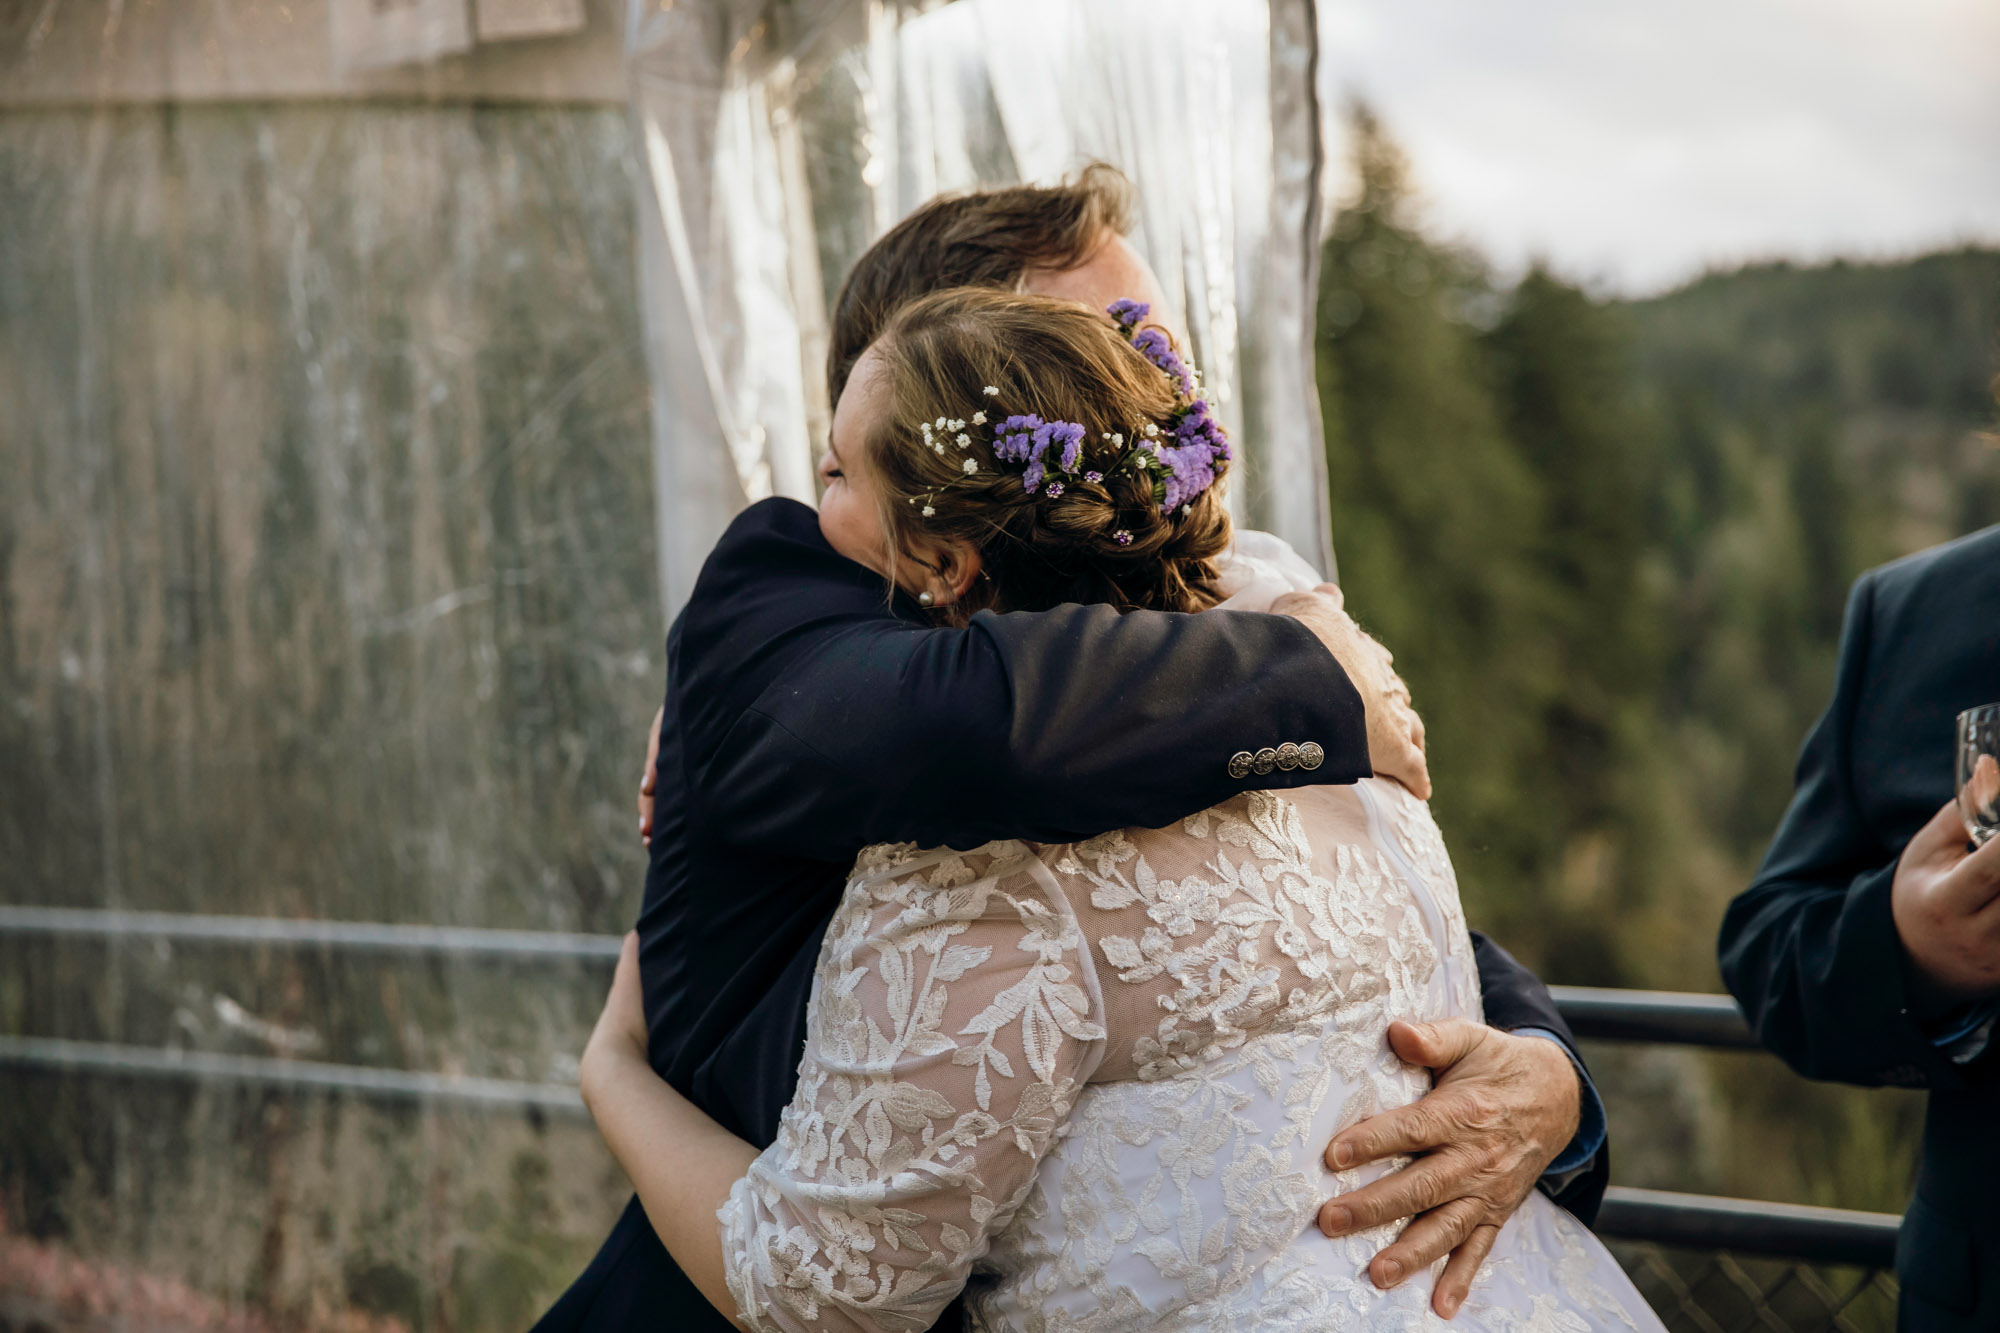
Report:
581,931,650,1110
1271,585,1431,800
638,707,665,844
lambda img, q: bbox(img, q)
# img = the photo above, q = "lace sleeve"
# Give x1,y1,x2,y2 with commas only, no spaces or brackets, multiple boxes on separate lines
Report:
717,843,1107,1333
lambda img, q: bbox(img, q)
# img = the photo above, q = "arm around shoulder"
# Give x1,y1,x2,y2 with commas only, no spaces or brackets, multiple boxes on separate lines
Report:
702,601,1370,856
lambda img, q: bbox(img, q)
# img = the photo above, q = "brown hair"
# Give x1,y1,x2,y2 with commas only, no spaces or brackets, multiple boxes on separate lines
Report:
828,164,1135,403
861,288,1230,620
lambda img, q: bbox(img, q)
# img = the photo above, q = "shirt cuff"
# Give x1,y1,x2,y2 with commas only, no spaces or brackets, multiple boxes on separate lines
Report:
1514,1027,1607,1181
1928,1001,1998,1066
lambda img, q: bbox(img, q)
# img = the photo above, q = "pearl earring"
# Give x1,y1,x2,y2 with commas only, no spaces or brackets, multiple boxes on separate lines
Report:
919,591,935,607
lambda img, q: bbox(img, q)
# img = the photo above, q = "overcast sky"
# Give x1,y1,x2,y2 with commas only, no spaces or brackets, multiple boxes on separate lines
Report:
1316,0,2000,295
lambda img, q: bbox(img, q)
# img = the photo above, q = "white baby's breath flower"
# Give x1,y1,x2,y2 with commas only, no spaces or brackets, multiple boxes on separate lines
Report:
956,433,971,448
961,458,978,475
921,504,936,517
982,386,999,397
1144,423,1160,438
1112,433,1124,445
971,411,987,425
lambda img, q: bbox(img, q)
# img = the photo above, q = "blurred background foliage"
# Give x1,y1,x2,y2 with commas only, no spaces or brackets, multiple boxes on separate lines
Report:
1317,103,2000,1214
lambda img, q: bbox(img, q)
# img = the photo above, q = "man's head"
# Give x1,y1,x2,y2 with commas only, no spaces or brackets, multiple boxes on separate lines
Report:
826,164,1180,403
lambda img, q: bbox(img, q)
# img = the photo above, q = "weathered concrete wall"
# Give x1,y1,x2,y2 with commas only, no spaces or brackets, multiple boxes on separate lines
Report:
0,102,657,1327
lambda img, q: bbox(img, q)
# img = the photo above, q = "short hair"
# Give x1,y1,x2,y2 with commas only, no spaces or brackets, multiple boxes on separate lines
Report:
826,163,1135,402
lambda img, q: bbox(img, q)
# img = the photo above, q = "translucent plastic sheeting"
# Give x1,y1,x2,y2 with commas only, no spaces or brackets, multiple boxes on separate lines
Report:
0,99,656,1320
629,0,1333,613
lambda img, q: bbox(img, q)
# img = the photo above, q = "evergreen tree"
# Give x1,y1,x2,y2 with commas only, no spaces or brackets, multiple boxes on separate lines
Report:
1481,269,1667,973
1316,104,1562,958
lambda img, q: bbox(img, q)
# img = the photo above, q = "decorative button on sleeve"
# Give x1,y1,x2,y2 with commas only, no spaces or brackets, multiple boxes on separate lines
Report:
1230,742,1324,780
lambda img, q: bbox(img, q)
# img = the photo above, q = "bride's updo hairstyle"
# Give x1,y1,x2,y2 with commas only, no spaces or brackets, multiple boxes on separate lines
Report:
864,287,1231,620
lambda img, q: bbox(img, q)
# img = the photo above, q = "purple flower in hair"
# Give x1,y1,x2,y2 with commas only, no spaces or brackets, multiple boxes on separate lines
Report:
1130,328,1195,396
1045,420,1086,473
1020,419,1086,492
1044,481,1065,498
1173,397,1233,463
1106,298,1151,332
992,415,1043,465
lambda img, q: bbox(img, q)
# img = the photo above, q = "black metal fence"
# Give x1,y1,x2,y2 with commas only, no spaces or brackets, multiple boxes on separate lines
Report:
0,908,1906,1332
1549,984,1902,1333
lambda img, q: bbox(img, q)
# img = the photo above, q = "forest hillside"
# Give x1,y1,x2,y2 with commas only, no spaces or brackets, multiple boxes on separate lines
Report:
1316,107,2000,1209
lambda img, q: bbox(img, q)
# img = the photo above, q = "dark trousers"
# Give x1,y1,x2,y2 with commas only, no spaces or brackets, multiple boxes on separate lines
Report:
1896,1174,1998,1333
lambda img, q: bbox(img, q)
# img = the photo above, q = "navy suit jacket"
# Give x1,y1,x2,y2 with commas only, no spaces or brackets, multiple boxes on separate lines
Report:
536,499,1602,1332
1719,524,2000,1331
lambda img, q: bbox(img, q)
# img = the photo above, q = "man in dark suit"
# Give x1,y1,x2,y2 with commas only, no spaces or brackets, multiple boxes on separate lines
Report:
1720,524,2000,1331
536,172,1608,1331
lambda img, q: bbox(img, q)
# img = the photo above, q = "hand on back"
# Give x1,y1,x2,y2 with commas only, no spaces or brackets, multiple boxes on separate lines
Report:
1271,584,1431,800
1316,1019,1581,1319
1892,799,2000,1008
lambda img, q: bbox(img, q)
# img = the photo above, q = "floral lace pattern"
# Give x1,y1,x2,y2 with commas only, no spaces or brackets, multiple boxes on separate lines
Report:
719,782,1664,1333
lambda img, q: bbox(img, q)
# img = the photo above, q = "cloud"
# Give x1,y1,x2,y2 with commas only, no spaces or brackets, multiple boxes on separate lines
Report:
1317,0,2000,293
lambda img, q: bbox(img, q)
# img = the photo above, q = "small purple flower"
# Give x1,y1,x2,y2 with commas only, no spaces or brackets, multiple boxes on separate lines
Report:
1130,328,1195,396
1020,419,1087,492
1084,471,1103,484
1044,481,1065,498
1114,529,1133,545
993,414,1043,464
1032,420,1086,474
1106,298,1150,331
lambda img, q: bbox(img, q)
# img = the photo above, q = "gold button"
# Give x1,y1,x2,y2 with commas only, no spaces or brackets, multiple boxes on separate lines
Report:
1252,747,1278,775
1228,751,1254,779
1298,741,1324,770
1276,742,1301,771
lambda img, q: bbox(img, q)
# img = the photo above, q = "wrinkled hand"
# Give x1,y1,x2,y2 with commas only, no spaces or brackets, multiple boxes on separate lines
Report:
1271,584,1430,800
638,706,664,845
1318,1020,1581,1319
1892,799,2000,1009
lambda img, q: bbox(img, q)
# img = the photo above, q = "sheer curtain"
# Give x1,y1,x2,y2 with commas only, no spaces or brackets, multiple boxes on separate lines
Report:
628,0,1333,613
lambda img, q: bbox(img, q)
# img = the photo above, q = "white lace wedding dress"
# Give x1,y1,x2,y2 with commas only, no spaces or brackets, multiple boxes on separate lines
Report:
715,777,1667,1332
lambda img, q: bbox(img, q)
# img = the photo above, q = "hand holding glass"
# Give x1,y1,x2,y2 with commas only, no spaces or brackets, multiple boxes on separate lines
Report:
1957,704,2000,847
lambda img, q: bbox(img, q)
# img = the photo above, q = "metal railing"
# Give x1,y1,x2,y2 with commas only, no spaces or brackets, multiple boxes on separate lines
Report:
0,904,620,962
1550,984,1761,1049
1,905,1905,1332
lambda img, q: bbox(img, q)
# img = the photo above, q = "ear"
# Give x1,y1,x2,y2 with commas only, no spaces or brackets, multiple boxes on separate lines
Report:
917,536,985,604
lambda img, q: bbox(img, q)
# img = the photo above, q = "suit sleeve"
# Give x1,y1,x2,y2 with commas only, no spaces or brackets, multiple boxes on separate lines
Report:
1473,931,1573,1041
697,602,1370,861
1717,574,1964,1091
1470,932,1609,1226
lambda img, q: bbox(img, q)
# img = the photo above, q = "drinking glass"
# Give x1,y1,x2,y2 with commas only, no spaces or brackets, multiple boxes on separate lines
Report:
1958,703,2000,847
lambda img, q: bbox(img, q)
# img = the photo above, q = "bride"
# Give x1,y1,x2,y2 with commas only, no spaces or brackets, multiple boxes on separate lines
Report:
578,288,1665,1331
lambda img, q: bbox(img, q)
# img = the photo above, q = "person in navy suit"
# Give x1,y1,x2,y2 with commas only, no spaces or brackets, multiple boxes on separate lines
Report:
536,169,1607,1331
1720,525,2000,1331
